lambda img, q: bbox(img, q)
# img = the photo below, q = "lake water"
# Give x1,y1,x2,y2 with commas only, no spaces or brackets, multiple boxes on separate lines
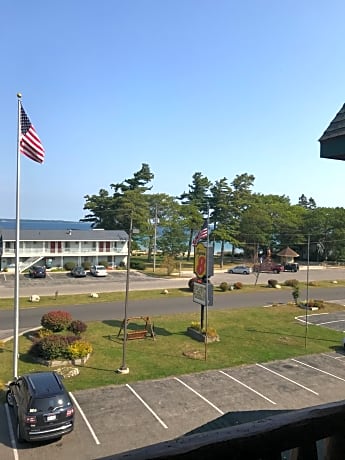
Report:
0,219,234,253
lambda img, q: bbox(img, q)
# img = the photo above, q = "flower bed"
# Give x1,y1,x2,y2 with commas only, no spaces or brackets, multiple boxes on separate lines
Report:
187,327,220,343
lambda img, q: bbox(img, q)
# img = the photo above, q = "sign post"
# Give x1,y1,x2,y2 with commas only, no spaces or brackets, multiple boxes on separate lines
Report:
193,242,214,330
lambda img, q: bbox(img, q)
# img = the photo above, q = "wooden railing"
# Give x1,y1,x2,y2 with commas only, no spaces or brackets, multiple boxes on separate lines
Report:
109,400,345,460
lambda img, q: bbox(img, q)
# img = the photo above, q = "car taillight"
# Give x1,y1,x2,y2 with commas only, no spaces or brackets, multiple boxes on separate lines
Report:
25,415,37,424
66,407,74,417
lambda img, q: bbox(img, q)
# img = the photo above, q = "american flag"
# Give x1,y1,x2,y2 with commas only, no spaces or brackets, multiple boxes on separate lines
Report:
192,220,208,246
20,105,45,164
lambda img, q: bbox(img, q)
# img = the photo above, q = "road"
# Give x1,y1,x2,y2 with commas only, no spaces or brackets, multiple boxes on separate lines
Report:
1,267,345,340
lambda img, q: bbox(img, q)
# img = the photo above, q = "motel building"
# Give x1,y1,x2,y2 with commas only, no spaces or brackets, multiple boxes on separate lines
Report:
0,228,129,272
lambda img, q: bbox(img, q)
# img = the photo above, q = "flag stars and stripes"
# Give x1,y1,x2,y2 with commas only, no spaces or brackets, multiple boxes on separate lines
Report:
20,105,45,164
192,220,208,246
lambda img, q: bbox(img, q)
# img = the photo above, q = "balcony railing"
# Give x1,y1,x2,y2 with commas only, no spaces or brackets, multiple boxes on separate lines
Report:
3,248,126,255
116,400,345,460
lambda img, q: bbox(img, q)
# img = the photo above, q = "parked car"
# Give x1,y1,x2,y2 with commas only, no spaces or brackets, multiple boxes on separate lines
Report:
6,371,74,443
71,266,86,277
284,263,299,272
29,265,46,278
228,265,253,275
90,264,108,277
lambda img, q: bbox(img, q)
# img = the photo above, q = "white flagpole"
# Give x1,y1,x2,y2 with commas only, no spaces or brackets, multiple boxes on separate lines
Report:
13,93,22,378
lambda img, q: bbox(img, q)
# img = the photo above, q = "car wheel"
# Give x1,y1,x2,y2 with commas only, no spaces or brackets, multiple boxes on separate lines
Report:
243,271,248,275
6,390,14,407
229,270,234,274
16,421,25,443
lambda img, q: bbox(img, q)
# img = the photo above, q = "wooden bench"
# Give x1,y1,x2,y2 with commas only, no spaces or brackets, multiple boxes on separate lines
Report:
126,330,148,340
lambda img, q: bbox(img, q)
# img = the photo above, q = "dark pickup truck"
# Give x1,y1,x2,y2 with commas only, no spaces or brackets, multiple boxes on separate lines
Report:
253,262,283,274
284,263,299,272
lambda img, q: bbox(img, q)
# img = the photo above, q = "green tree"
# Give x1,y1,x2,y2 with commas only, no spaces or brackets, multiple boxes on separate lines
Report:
82,164,154,231
179,172,212,260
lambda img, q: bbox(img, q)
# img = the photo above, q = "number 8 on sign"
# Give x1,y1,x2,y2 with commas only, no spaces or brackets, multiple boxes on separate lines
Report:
194,242,207,279
196,255,206,278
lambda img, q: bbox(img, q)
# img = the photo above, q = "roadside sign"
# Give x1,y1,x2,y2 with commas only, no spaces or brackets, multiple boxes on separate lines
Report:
194,242,214,279
193,282,213,306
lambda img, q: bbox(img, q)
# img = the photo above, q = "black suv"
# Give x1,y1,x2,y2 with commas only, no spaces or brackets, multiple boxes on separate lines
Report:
6,371,74,442
284,263,299,272
29,265,46,278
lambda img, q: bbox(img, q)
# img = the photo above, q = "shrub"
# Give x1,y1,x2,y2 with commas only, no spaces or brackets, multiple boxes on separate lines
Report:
67,340,93,359
82,261,91,270
219,282,228,291
307,299,324,309
37,328,53,338
41,310,72,332
234,282,243,290
284,279,299,287
202,326,218,337
292,286,300,304
68,320,87,335
268,279,278,288
30,334,79,360
64,261,75,271
98,260,108,268
190,321,201,331
130,260,146,270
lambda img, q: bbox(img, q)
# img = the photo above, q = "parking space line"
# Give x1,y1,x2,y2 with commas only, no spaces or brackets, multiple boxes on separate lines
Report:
69,392,101,444
321,352,345,361
256,364,319,395
4,403,19,460
174,377,224,415
219,371,277,405
292,359,345,382
126,384,168,429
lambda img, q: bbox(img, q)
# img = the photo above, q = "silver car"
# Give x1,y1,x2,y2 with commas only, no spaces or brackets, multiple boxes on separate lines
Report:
90,265,108,277
228,265,253,275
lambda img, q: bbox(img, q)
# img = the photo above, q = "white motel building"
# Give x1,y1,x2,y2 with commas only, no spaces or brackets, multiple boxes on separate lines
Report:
0,228,129,271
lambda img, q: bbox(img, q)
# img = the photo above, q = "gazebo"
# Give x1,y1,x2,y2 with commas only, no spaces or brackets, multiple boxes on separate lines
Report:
319,103,345,161
277,246,299,265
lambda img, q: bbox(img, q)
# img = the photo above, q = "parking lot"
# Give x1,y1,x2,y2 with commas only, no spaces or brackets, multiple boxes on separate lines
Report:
2,309,345,460
2,273,345,459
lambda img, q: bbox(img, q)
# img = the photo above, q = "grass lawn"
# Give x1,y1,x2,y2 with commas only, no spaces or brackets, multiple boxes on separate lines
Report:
1,301,344,401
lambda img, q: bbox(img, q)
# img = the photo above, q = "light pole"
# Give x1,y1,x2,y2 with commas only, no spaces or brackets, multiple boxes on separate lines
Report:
117,216,133,374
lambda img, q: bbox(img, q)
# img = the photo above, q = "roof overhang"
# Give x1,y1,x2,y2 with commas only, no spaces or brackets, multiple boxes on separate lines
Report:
319,103,345,161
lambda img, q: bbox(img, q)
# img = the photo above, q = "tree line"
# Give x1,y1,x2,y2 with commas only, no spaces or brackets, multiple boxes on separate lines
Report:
81,163,345,265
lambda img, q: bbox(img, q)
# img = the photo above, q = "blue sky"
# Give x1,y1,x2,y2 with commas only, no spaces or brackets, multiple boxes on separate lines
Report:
1,1,345,221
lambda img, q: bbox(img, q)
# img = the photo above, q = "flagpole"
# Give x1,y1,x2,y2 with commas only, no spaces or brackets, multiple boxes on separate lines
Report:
204,206,210,361
13,93,22,378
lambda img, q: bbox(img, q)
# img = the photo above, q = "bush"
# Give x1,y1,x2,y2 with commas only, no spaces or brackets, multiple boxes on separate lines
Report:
98,260,108,268
307,299,324,309
30,334,80,360
284,279,299,287
82,261,91,270
130,260,146,270
68,340,93,359
41,310,72,332
219,282,228,291
234,282,243,290
37,328,53,338
292,285,300,304
68,320,87,335
268,279,278,288
64,261,76,271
